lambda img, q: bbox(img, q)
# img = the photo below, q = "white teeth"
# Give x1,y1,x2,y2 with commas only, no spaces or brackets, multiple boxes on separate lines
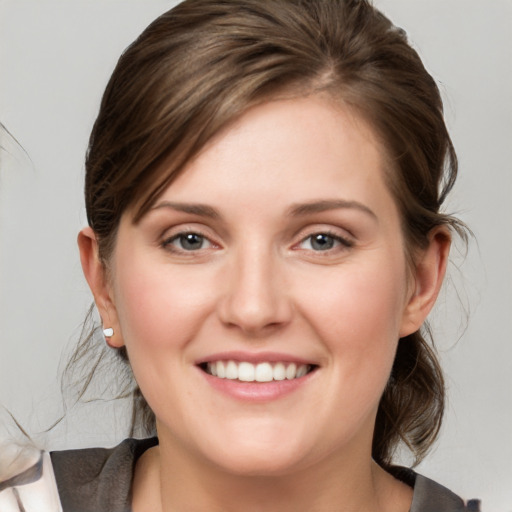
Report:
296,365,308,378
255,362,273,382
273,362,286,381
226,360,238,380
238,362,255,381
216,361,226,378
205,361,312,382
285,363,297,380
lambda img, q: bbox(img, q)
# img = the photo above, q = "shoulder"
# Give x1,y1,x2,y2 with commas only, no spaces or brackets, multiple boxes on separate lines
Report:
411,473,468,512
391,466,467,512
50,437,158,512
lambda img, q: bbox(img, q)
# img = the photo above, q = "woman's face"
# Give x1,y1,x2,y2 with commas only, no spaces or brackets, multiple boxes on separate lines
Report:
99,96,429,475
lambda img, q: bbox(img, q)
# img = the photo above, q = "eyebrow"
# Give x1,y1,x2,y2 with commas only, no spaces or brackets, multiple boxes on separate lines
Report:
150,199,376,221
287,199,377,220
151,201,221,219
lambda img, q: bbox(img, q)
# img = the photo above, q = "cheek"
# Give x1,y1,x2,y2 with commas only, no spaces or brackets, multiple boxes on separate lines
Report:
297,257,408,386
303,259,406,333
307,266,407,442
109,254,221,420
111,253,217,353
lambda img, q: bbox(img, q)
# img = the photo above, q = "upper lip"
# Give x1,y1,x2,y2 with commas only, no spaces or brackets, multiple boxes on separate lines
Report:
195,351,319,366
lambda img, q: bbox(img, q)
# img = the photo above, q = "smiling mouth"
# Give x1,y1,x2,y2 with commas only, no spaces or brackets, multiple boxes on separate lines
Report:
199,361,317,383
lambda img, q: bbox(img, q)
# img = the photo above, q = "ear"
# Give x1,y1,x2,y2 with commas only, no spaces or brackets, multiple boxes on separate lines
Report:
399,227,451,337
78,227,124,348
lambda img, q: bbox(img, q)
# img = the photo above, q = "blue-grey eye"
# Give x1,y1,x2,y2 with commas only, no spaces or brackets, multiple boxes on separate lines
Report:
172,233,211,251
300,233,344,251
310,233,335,250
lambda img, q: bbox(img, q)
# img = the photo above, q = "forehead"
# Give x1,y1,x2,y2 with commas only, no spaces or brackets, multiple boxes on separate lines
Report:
150,96,392,214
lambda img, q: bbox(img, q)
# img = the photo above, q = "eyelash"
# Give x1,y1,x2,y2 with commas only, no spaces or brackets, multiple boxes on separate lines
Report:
161,230,216,254
295,230,354,253
160,228,353,255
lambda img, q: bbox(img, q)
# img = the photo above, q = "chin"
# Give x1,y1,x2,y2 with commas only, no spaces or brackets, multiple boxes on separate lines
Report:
200,432,312,477
214,451,307,478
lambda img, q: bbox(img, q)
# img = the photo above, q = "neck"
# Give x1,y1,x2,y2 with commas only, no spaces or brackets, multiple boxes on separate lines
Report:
133,435,412,512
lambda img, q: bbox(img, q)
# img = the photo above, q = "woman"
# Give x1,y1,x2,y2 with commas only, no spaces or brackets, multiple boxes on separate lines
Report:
51,0,471,510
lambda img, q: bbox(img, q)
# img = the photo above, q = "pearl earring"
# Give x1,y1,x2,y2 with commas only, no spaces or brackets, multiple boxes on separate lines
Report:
103,327,114,338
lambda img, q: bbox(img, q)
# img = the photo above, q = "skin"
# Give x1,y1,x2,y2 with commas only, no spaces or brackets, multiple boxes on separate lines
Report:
79,95,450,512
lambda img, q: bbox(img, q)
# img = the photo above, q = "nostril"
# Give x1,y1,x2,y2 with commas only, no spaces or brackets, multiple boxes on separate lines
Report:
218,273,293,333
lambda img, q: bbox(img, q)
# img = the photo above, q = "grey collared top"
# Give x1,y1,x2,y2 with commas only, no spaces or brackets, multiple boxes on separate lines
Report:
50,438,468,512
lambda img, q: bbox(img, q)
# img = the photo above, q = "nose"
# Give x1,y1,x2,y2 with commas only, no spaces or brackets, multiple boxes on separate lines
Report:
218,245,292,335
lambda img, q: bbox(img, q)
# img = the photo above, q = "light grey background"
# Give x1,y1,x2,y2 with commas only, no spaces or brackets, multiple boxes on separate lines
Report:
0,1,511,509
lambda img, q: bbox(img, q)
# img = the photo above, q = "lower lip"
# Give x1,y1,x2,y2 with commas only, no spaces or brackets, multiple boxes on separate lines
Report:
198,368,316,402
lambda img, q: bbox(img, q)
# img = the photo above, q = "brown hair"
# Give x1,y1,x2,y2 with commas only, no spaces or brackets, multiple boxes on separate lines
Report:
72,0,468,469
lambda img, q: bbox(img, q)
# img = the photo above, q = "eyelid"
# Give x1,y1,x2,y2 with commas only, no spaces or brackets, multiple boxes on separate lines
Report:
296,232,353,253
159,225,222,253
292,225,355,248
165,232,212,250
